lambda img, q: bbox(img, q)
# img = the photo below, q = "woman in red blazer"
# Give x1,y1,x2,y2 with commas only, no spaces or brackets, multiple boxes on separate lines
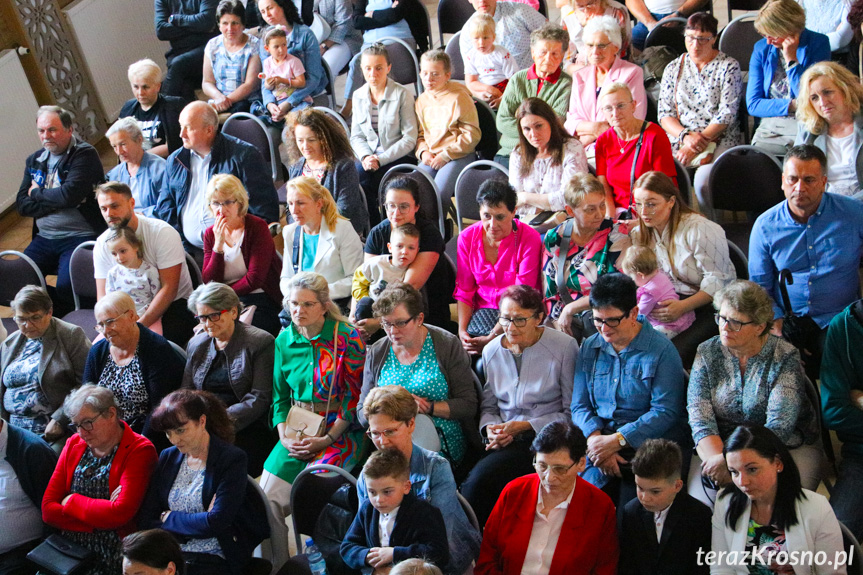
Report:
203,173,283,336
42,384,157,575
476,420,619,575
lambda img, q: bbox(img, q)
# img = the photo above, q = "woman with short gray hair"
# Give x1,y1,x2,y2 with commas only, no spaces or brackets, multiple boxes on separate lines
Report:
105,117,166,217
686,279,822,506
182,282,276,476
119,58,184,157
43,384,157,575
1,285,91,444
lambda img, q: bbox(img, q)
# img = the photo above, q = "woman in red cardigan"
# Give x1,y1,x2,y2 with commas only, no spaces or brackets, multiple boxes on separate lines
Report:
475,420,618,575
42,384,157,575
203,173,282,336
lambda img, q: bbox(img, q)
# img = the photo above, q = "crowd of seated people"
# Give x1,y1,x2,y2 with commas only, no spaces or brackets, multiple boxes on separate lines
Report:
9,0,863,572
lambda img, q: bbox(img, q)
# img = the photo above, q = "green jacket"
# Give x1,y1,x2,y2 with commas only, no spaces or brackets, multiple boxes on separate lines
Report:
821,301,863,457
495,67,572,157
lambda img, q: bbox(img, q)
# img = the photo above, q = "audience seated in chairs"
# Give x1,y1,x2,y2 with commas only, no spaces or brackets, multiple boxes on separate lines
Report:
119,58,185,158
202,174,283,336
95,182,198,347
686,280,822,507
630,171,735,369
350,226,421,321
106,118,167,218
141,390,270,575
42,385,157,575
627,0,695,51
748,145,863,381
155,101,279,263
571,273,691,510
82,292,185,446
495,24,572,168
286,109,370,234
17,105,106,317
455,181,543,356
155,0,218,102
564,16,645,150
358,282,478,467
261,272,365,524
475,420,618,575
359,385,482,575
795,61,863,200
415,50,481,204
202,0,262,115
1,285,90,448
458,0,548,71
461,285,577,527
351,42,419,228
560,0,630,73
183,282,276,476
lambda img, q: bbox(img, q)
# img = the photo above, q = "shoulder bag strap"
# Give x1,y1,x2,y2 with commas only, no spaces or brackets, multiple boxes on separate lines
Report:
323,321,339,414
628,120,650,205
292,225,302,274
556,219,575,306
674,54,685,120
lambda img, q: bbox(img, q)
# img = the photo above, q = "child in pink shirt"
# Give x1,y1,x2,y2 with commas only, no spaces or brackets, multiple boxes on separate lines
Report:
262,25,310,122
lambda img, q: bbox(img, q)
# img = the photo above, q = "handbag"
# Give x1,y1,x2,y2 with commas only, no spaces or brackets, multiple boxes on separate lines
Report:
283,322,340,442
777,269,823,356
466,308,500,338
27,534,97,575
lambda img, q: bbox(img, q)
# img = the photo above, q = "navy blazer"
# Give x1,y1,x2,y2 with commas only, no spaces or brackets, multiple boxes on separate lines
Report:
139,436,269,575
341,491,449,572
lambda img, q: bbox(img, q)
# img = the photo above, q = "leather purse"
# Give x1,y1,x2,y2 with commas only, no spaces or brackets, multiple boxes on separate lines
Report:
283,322,340,442
27,534,97,575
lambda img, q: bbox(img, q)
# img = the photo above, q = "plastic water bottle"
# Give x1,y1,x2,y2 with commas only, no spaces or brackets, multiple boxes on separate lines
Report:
306,537,328,575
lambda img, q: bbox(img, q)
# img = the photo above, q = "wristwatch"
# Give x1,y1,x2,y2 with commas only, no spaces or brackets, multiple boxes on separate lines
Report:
616,432,627,447
673,10,684,17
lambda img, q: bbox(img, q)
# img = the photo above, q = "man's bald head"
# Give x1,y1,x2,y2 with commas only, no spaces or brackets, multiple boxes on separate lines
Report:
179,101,218,155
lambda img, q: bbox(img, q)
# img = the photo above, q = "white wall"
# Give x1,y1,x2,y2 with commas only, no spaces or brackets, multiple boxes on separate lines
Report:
0,50,42,213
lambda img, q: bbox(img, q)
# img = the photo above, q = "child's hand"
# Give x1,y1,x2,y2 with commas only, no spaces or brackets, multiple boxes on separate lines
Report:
366,547,394,568
428,155,448,170
265,76,278,90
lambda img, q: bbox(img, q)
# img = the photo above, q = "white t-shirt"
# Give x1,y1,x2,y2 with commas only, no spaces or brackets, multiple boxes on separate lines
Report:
94,215,194,301
644,0,684,15
826,132,860,198
182,151,213,248
221,232,264,293
463,44,519,86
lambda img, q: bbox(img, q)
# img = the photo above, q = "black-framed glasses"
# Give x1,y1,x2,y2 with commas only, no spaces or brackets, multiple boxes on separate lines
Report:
366,422,405,440
381,315,417,330
71,411,107,432
13,313,45,326
533,457,577,476
498,314,537,327
95,309,130,332
714,313,754,332
592,310,631,328
195,309,228,324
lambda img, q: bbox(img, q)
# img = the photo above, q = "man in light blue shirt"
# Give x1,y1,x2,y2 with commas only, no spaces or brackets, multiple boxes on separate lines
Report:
571,273,689,508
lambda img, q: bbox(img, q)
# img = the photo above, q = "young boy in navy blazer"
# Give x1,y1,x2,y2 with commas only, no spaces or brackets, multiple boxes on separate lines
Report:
341,448,450,574
619,439,712,575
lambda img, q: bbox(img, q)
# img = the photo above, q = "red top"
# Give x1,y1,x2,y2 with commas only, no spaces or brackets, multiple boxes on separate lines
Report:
203,213,282,305
475,473,619,575
42,421,157,537
595,122,677,210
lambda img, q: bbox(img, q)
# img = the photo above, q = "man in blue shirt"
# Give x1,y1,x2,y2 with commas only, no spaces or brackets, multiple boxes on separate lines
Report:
749,144,863,377
571,273,689,509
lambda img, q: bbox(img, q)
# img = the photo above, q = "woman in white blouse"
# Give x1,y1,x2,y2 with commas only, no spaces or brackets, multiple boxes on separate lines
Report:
280,176,364,309
510,97,588,232
630,171,735,369
658,12,742,217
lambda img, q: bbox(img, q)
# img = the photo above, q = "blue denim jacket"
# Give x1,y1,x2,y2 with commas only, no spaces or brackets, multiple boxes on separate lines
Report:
107,152,166,218
358,444,481,574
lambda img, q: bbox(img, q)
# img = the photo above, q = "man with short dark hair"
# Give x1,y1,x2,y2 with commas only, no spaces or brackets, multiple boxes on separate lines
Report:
17,106,106,316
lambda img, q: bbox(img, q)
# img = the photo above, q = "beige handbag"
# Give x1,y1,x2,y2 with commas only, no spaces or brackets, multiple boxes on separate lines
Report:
283,322,340,441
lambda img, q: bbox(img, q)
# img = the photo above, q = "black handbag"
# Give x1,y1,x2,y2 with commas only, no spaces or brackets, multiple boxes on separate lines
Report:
778,269,823,355
466,308,500,338
27,534,97,575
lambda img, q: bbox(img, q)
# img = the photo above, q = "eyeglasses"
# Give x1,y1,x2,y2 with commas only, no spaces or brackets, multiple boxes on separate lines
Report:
71,411,107,432
194,309,229,324
633,201,663,214
585,42,611,50
95,310,130,332
385,202,413,214
592,311,631,328
714,313,755,332
209,199,237,209
533,457,577,476
13,313,45,325
366,422,405,440
289,300,321,310
684,34,714,45
381,315,417,330
498,314,537,327
600,101,632,114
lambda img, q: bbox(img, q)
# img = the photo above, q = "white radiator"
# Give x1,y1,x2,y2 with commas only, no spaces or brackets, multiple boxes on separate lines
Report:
0,49,41,214
64,0,168,122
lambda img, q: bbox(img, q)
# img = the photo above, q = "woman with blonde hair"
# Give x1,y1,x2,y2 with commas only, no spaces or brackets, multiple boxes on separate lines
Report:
261,271,365,522
119,58,184,157
203,174,282,335
285,108,368,234
630,171,735,369
795,61,863,199
280,176,364,309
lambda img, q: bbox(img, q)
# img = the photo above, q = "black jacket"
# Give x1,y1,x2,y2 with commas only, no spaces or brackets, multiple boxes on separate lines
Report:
351,0,429,53
154,0,219,60
4,423,58,535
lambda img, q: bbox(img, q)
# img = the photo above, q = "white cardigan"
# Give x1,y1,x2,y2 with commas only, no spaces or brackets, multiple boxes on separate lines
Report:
279,217,364,300
711,489,847,575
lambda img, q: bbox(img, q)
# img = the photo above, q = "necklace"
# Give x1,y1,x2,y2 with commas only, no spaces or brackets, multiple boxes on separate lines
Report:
614,128,628,154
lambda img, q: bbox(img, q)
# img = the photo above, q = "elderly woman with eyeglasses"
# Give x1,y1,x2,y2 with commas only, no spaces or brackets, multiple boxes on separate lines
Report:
559,0,630,71
686,280,821,506
42,385,157,575
460,284,578,528
82,291,185,444
1,285,91,446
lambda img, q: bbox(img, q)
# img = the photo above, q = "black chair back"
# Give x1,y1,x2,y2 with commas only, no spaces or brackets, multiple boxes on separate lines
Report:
378,164,447,240
473,98,500,161
290,464,358,555
707,145,784,213
726,239,749,279
222,112,279,184
185,253,203,289
718,13,761,74
437,0,475,46
725,1,767,29
454,160,509,232
644,17,687,54
446,32,465,81
69,241,97,310
0,250,46,306
349,38,422,97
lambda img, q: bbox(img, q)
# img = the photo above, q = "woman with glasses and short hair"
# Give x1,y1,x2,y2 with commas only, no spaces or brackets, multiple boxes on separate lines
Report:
686,280,822,507
1,285,91,446
460,284,578,528
42,384,158,575
83,291,185,445
559,0,630,71
475,420,618,575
